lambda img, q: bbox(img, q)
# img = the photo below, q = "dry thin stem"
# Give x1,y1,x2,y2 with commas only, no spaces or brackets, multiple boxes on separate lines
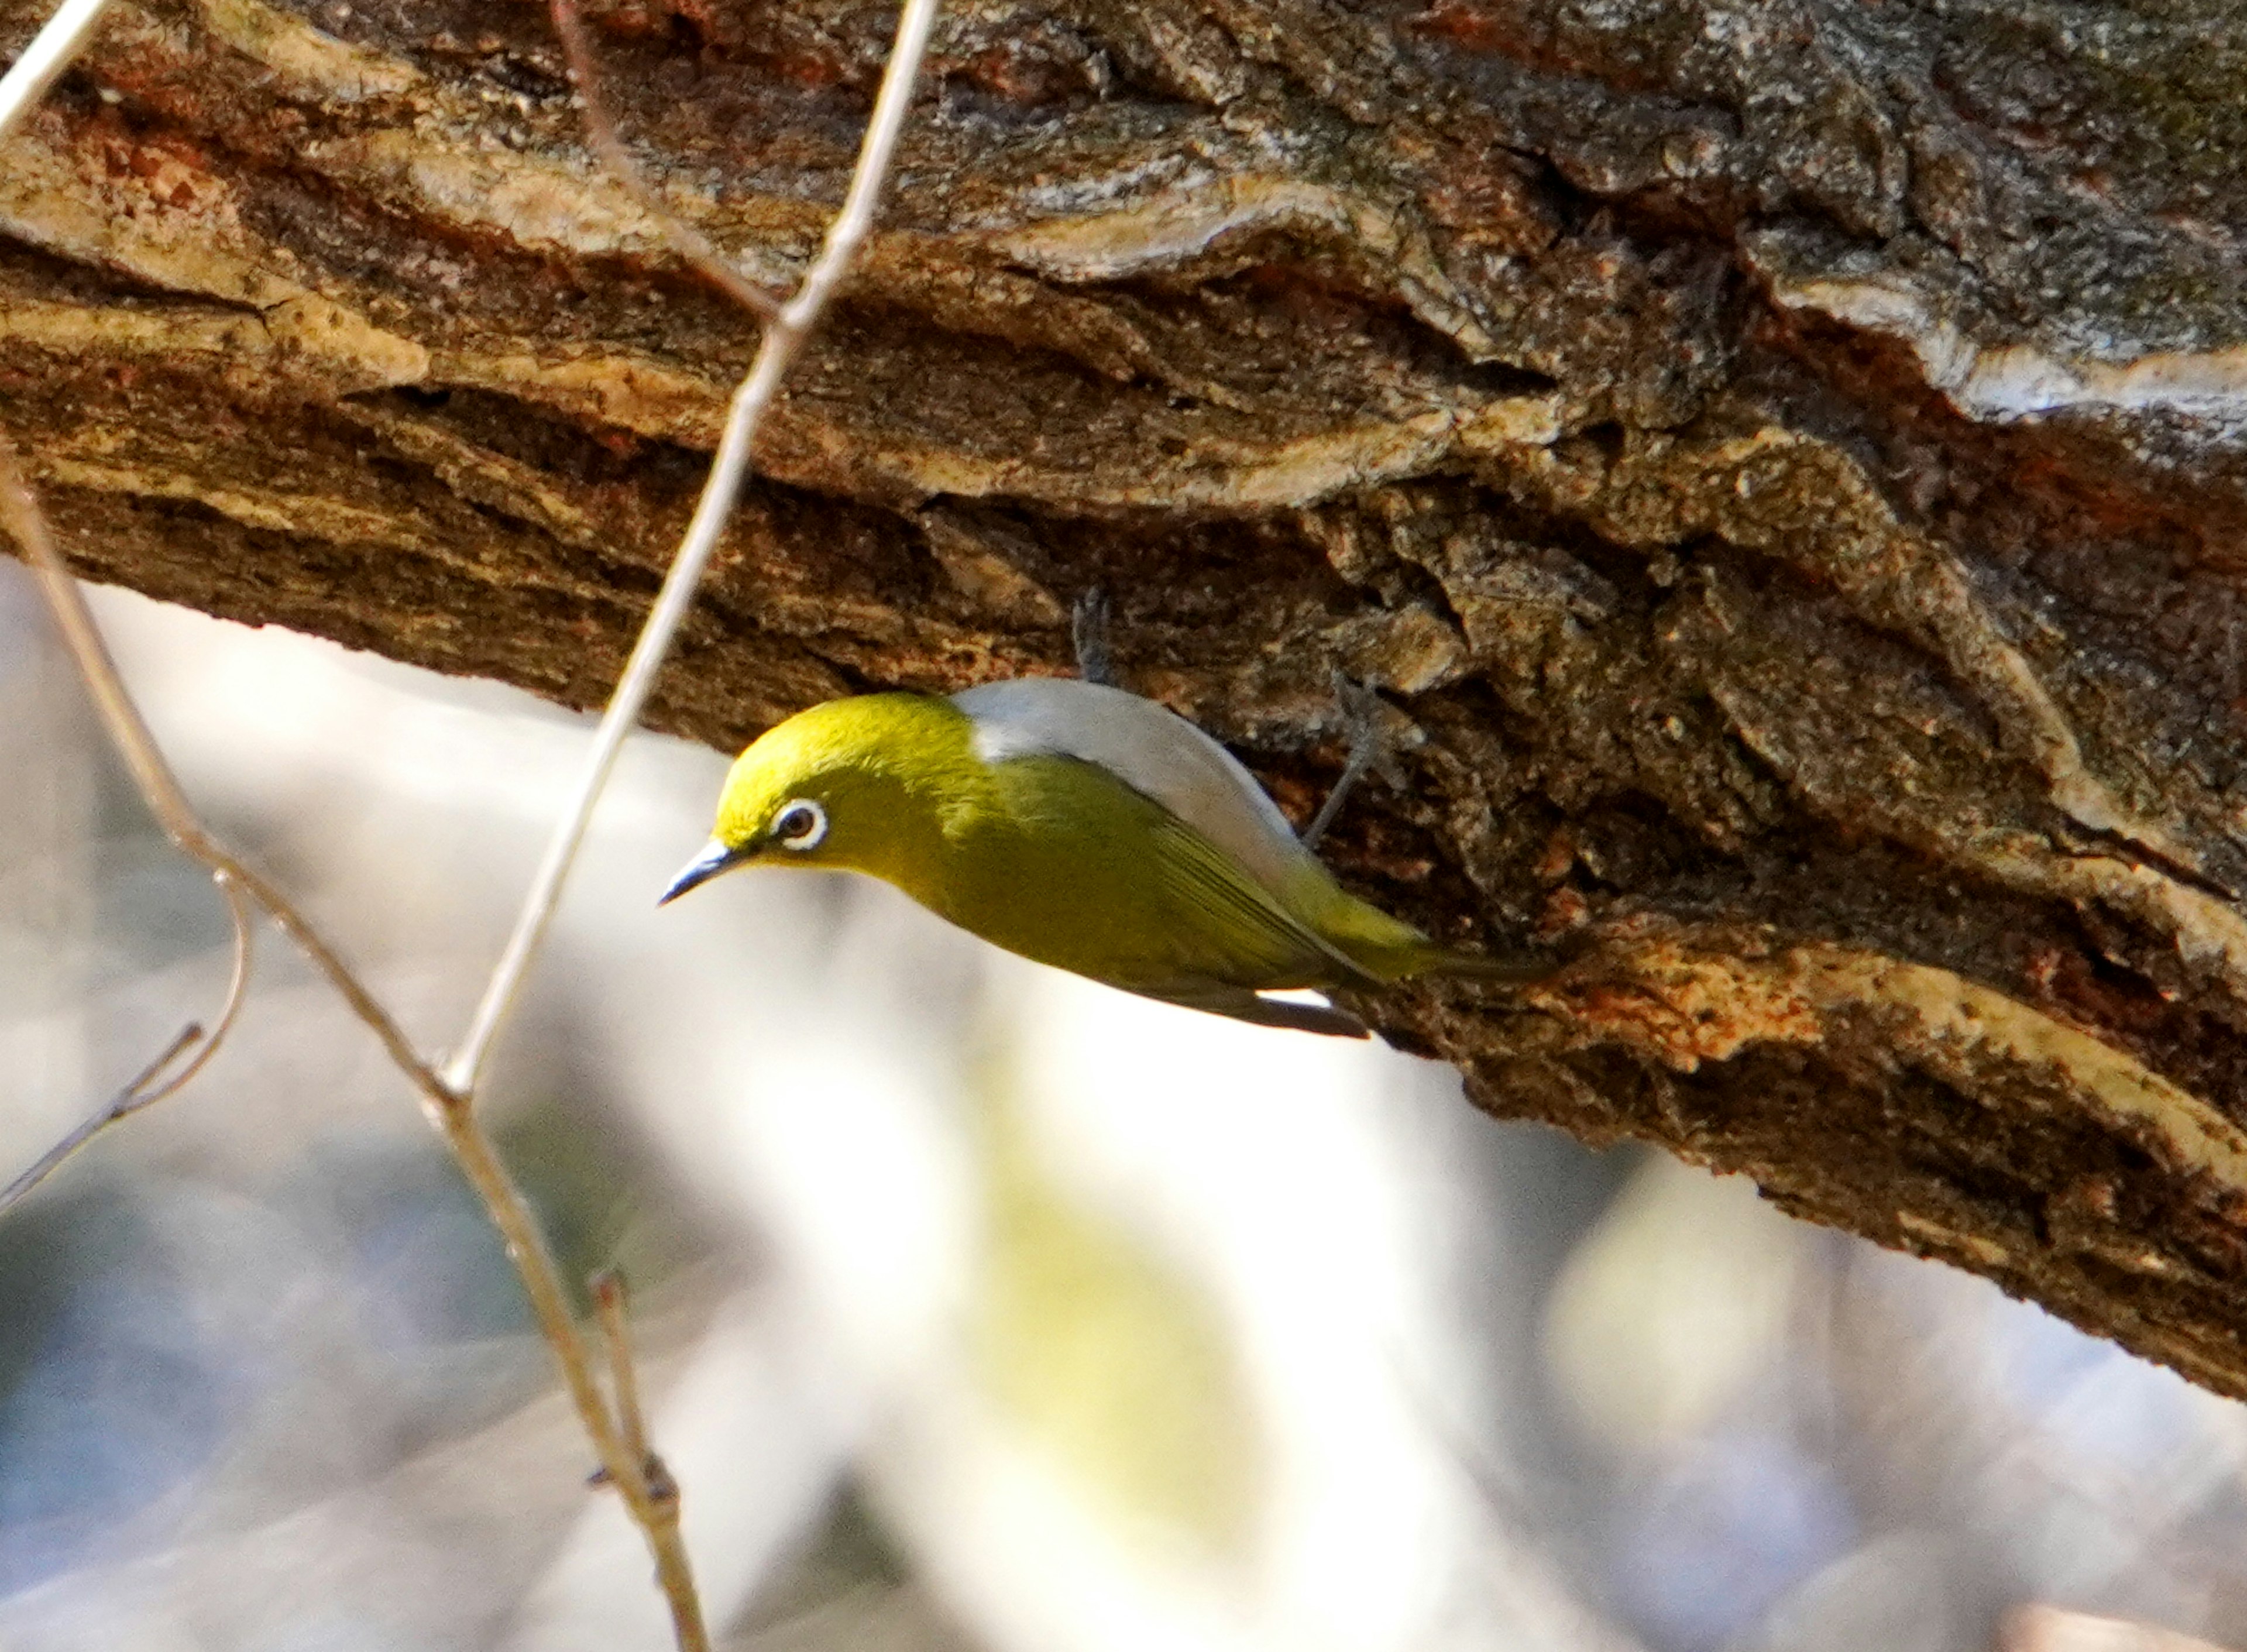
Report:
445,0,942,1097
442,1127,714,1650
1,438,709,1647
2,1021,201,1215
0,447,260,1215
109,880,253,1108
1,0,939,1641
592,1270,691,1622
0,0,112,137
549,0,782,320
0,879,250,1219
593,1271,657,1468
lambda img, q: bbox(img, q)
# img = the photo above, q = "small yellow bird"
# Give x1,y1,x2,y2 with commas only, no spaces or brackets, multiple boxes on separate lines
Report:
661,677,1542,1036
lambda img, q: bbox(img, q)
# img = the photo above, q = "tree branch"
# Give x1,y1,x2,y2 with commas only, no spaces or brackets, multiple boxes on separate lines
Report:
10,0,2247,1414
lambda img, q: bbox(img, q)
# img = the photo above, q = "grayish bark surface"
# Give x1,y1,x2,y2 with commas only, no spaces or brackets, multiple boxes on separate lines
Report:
8,0,2247,1394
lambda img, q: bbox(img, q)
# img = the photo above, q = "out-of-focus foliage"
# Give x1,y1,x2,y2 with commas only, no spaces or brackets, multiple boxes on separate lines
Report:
2,561,2244,1651
971,1073,1262,1559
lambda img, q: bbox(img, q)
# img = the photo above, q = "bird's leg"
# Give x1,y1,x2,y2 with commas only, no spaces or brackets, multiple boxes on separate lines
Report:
1073,589,1117,686
1302,674,1383,851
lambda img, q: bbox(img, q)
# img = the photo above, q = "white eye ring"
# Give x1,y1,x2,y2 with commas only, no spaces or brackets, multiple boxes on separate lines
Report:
771,798,827,851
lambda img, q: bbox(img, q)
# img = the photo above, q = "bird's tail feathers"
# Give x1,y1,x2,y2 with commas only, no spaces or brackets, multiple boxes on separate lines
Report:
1414,946,1557,985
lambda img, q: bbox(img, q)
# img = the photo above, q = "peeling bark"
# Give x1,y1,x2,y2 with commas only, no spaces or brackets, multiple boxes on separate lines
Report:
8,0,2247,1395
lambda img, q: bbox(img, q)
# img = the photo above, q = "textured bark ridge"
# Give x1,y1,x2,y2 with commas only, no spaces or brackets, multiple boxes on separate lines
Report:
8,0,2247,1390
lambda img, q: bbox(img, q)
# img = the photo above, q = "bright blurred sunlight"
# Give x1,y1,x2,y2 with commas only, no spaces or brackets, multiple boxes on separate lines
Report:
3,559,2245,1652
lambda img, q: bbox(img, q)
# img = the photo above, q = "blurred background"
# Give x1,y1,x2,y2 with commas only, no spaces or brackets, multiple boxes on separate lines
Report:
2,555,2245,1652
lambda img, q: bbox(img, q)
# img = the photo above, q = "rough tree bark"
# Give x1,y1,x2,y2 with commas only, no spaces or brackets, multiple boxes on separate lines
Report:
6,0,2247,1395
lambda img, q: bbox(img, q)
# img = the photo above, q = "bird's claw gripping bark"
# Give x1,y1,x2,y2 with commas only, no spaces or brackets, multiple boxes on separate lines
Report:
1072,589,1116,687
1303,672,1384,851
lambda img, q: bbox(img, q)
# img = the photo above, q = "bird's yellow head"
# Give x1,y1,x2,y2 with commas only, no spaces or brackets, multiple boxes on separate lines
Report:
658,693,974,905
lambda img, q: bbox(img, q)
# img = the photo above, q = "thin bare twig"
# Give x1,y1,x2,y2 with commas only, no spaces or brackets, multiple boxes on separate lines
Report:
442,5,939,1620
593,1269,692,1624
1,437,707,1646
593,1271,654,1464
109,881,253,1108
0,0,940,1641
0,448,261,1214
0,0,112,138
0,873,251,1220
445,0,942,1097
445,1126,719,1648
549,0,783,321
2,1021,200,1214
0,436,434,1112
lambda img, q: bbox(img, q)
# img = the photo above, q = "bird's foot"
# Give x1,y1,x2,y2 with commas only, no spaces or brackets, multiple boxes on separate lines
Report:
1303,672,1385,851
1072,589,1117,686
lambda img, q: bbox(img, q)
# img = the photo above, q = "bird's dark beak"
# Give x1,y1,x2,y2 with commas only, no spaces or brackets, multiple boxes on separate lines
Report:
659,838,752,905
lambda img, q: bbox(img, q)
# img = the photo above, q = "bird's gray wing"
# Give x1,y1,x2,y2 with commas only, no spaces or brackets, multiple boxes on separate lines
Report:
953,678,1317,905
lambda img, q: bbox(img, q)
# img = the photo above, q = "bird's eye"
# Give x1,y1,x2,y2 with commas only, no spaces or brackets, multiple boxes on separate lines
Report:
771,798,828,851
